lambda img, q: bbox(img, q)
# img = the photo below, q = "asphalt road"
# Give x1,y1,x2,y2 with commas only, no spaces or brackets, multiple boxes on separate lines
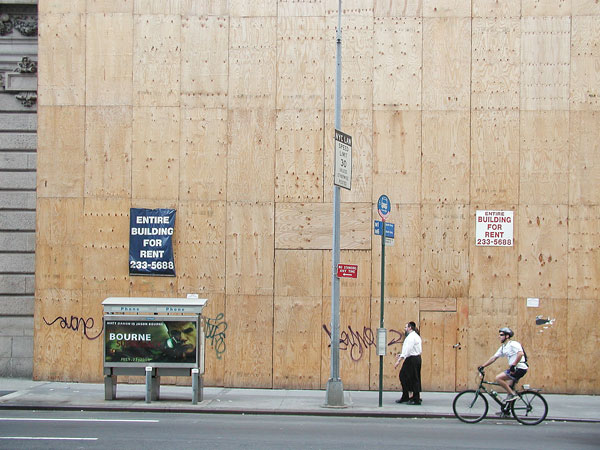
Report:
0,411,598,449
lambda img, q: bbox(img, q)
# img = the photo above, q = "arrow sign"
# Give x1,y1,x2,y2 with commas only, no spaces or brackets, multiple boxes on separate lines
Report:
337,264,358,278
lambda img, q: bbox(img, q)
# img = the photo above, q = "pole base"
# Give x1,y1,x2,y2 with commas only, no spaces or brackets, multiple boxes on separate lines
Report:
324,379,345,407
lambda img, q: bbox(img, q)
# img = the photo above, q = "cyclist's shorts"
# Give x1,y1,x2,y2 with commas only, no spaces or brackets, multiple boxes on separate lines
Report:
505,368,527,381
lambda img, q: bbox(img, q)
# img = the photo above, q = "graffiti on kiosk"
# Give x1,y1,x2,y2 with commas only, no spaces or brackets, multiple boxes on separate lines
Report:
43,315,103,340
322,325,405,361
203,313,228,359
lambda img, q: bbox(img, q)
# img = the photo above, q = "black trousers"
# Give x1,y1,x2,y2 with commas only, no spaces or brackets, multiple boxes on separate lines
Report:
399,355,422,401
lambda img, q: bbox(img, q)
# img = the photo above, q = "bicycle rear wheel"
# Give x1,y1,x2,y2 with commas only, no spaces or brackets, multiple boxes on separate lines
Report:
511,390,548,425
453,390,488,423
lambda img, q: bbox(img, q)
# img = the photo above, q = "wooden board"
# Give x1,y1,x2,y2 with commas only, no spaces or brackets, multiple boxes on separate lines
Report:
176,201,226,294
85,13,133,106
276,17,325,110
373,0,423,17
420,204,470,298
181,16,229,108
567,299,600,394
37,106,85,198
373,17,422,110
198,293,226,387
229,0,277,17
226,202,274,296
273,296,322,389
224,295,273,388
86,0,133,13
228,17,276,109
522,0,571,16
39,0,86,14
131,107,180,200
454,297,469,390
420,298,456,312
517,205,568,299
570,112,600,205
372,111,421,204
520,111,569,205
227,108,276,202
179,108,227,201
472,0,520,17
570,16,600,111
133,14,180,106
520,16,570,111
277,0,325,16
422,17,471,110
274,250,323,297
471,111,519,204
568,206,600,300
371,203,421,298
421,111,470,203
471,18,520,111
275,109,324,203
423,0,471,17
84,107,132,198
275,202,371,250
80,289,109,383
420,311,457,391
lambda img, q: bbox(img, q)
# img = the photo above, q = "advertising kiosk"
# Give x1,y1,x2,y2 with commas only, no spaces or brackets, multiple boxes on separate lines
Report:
102,297,207,403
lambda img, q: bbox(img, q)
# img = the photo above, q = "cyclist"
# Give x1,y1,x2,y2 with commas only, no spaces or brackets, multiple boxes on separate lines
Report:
478,327,528,403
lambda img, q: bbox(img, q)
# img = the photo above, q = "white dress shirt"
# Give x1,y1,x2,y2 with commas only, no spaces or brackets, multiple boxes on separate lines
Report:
399,330,422,358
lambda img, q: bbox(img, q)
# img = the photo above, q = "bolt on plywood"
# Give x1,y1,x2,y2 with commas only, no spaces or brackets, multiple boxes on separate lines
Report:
570,16,600,111
570,112,600,205
568,205,600,300
424,0,471,17
522,0,571,16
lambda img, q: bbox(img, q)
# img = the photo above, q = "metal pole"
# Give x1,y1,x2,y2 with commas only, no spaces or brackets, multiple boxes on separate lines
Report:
326,0,344,407
378,219,386,407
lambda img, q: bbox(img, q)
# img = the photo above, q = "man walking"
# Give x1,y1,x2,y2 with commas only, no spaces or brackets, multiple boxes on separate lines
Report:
394,321,422,405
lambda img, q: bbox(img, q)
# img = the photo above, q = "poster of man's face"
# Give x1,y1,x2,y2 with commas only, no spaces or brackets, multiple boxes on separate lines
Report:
165,321,197,358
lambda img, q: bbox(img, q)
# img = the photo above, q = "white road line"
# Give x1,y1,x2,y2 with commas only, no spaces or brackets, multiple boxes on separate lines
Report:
0,417,158,423
0,437,98,441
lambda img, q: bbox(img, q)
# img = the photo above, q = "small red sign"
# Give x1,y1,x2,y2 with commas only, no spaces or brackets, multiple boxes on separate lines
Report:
337,264,358,278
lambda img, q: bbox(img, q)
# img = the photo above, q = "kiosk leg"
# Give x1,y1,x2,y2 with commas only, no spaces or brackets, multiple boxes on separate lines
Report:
145,367,152,403
104,375,117,400
152,376,160,401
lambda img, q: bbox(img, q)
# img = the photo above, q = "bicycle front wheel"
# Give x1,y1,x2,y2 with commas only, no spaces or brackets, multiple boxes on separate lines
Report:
511,390,548,425
453,390,489,423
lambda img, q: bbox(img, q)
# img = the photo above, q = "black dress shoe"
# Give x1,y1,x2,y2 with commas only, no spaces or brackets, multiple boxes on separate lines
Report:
395,398,410,404
408,399,422,405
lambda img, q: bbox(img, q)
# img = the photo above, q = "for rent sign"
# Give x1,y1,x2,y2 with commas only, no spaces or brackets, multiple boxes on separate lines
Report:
476,210,514,247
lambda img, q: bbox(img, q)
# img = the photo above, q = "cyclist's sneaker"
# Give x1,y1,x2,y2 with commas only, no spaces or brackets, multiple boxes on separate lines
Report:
495,411,510,418
504,393,518,402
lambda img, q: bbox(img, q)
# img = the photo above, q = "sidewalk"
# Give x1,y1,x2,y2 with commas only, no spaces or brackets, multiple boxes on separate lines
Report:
0,378,598,422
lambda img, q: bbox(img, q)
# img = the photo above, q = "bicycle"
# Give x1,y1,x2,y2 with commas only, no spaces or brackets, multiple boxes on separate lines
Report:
453,367,548,425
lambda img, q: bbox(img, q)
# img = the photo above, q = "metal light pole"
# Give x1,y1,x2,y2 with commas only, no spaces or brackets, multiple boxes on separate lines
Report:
326,0,344,407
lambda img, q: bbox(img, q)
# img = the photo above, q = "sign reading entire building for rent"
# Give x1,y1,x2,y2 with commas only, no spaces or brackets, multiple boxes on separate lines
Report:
475,210,514,247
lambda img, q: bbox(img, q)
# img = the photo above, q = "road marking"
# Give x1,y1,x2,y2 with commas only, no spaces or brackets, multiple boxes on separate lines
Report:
0,417,158,423
0,437,98,441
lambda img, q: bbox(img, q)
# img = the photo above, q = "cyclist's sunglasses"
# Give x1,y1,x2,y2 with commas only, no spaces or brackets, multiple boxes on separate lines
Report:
499,333,506,336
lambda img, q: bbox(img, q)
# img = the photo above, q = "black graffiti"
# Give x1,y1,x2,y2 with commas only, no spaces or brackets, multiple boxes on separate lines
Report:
43,315,103,340
203,313,227,359
322,325,404,361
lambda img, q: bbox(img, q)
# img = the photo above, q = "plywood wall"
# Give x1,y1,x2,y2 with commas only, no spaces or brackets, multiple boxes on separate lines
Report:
34,1,600,393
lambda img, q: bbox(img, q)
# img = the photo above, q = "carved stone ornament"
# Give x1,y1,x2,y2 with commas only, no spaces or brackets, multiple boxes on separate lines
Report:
15,91,36,107
0,13,37,37
16,57,37,74
0,14,14,36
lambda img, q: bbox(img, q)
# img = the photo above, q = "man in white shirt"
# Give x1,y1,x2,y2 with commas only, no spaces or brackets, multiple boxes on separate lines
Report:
394,321,422,405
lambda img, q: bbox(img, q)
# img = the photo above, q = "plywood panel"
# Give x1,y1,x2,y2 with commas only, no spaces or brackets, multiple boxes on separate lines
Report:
469,204,519,299
278,0,325,16
420,298,456,311
455,297,469,390
82,198,130,292
180,108,227,202
224,295,273,388
374,0,422,17
323,109,373,203
369,297,419,391
33,289,83,381
133,14,180,107
373,111,421,204
568,206,600,300
472,0,520,17
424,0,470,17
38,13,85,106
325,15,373,111
132,107,180,200
80,289,109,383
570,16,600,111
176,201,226,294
471,111,519,204
39,0,85,14
134,0,180,14
226,202,274,296
420,311,457,391
420,204,469,298
227,108,276,202
199,293,226,387
323,249,372,298
517,297,567,393
229,0,277,16
86,0,133,13
229,17,276,109
421,111,470,203
35,198,84,290
275,202,371,250
37,106,85,198
84,107,132,198
520,111,569,205
181,15,228,108
371,203,421,298
277,17,325,110
275,109,324,203
517,205,568,299
321,296,371,390
567,299,600,394
520,16,570,111
471,18,520,111
572,0,600,15
373,17,422,110
570,112,600,205
522,0,571,16
422,17,470,111
273,296,322,389
275,250,323,297
86,13,133,106
180,0,228,15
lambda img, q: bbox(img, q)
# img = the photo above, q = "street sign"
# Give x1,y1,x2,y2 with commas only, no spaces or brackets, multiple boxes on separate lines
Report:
334,129,352,190
377,195,391,219
374,220,395,238
337,264,358,278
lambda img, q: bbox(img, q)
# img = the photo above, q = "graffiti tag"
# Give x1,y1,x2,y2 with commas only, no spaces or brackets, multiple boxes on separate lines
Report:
322,325,404,361
43,315,103,340
203,313,228,359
